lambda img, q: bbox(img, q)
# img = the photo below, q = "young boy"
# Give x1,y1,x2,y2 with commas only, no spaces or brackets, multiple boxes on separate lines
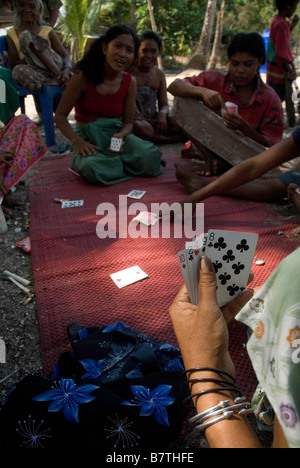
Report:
168,33,284,176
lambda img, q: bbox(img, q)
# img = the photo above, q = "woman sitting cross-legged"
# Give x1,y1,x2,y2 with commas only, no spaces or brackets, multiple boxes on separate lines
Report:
54,25,163,186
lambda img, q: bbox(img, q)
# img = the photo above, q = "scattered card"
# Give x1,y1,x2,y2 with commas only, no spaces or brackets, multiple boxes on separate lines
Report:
61,200,84,209
205,230,258,307
110,137,123,152
110,265,148,289
133,211,160,226
128,190,147,200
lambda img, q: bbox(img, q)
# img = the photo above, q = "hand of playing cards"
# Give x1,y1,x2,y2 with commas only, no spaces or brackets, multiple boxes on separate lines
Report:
178,230,258,307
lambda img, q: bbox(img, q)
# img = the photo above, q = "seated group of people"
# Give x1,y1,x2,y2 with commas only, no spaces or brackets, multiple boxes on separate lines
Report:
2,0,300,219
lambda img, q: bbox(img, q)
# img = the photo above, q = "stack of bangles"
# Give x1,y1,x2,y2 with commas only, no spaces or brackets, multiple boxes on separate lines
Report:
183,368,253,432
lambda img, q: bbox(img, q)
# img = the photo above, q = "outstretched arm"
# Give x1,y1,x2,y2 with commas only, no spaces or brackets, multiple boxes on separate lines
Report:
189,135,300,205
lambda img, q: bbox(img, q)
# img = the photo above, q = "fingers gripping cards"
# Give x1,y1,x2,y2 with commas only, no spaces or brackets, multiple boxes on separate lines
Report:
178,230,258,306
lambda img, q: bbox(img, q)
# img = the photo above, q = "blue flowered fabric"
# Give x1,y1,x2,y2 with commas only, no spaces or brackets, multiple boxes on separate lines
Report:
0,322,187,448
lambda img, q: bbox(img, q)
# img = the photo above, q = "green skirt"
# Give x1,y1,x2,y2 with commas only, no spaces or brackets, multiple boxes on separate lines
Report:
71,118,163,185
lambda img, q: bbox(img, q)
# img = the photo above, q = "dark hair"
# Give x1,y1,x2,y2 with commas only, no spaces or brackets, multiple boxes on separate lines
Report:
227,32,266,63
75,25,139,85
139,30,163,52
275,0,298,11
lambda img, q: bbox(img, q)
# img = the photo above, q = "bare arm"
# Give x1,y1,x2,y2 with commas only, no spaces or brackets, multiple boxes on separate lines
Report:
54,72,99,156
48,8,60,27
116,76,136,140
49,30,71,67
7,35,25,69
169,258,262,448
190,135,300,204
168,79,225,109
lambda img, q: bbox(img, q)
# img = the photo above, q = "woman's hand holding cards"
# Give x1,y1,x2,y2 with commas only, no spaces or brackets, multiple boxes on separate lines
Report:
169,256,254,376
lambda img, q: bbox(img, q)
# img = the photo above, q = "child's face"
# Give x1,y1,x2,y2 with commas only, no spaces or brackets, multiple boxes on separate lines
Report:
138,39,160,69
102,34,136,72
228,52,263,88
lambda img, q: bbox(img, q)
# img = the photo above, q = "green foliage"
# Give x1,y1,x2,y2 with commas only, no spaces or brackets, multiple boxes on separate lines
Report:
57,0,300,60
57,0,104,62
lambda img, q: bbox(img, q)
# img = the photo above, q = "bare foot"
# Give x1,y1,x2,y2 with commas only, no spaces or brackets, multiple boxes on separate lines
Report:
175,163,210,193
288,184,300,212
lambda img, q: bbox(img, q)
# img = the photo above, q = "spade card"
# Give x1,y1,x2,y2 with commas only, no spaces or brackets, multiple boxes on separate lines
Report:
110,137,123,152
205,230,258,306
110,265,148,288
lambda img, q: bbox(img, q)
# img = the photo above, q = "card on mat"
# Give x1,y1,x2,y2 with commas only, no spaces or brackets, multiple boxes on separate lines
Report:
61,200,84,209
110,265,148,288
205,230,258,306
127,190,147,200
133,211,160,226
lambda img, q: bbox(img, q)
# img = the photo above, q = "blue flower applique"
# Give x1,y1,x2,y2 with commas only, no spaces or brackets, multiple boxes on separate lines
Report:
103,321,126,333
80,358,106,379
32,378,99,423
121,385,175,427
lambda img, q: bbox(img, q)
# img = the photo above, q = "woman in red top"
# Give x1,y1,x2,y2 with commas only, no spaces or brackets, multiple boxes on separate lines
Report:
55,25,162,186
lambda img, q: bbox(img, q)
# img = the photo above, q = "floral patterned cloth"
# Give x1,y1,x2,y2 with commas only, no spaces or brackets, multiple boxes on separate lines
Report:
236,247,300,448
0,322,187,448
0,114,47,197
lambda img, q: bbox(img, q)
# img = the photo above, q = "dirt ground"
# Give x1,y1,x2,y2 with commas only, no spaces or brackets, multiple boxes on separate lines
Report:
0,90,300,448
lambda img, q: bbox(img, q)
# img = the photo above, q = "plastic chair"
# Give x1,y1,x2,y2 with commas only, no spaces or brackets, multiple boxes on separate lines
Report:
0,35,63,148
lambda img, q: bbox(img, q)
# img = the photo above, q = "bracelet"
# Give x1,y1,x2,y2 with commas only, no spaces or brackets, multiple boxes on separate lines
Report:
183,385,243,407
196,409,235,431
189,399,230,424
190,397,250,425
184,367,236,384
190,397,253,432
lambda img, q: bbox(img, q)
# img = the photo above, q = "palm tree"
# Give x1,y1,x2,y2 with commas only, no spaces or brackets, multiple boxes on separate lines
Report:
57,0,105,64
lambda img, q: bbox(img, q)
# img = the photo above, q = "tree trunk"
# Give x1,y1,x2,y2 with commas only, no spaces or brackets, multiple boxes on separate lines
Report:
146,0,163,69
130,2,137,29
207,0,225,70
188,0,217,69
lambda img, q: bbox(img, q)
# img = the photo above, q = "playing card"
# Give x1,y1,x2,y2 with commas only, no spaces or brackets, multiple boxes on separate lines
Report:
133,211,160,226
177,249,194,303
205,230,258,306
110,265,148,288
184,234,208,304
61,200,84,209
225,102,238,115
110,137,123,152
127,190,147,200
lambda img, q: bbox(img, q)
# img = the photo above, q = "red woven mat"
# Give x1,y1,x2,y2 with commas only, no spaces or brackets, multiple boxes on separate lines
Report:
28,149,299,397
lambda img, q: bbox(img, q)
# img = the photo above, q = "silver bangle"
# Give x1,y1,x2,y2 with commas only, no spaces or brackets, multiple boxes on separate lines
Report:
189,400,230,424
195,409,235,431
190,397,253,432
